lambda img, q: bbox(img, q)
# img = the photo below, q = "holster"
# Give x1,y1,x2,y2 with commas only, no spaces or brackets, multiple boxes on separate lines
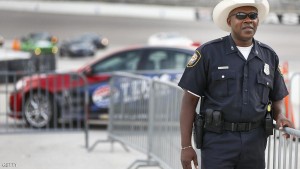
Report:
265,102,274,136
193,96,205,149
193,113,204,149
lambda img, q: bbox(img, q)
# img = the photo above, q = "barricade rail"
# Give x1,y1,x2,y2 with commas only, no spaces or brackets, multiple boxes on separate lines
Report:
88,72,300,169
0,70,89,143
266,127,300,169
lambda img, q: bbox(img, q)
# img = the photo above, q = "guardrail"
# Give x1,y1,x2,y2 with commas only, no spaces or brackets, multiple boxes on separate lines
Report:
87,72,300,169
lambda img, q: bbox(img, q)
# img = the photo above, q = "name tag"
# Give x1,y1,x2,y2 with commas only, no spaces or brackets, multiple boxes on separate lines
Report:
218,66,229,70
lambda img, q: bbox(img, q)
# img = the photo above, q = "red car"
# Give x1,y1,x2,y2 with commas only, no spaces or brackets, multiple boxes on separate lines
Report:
9,45,196,128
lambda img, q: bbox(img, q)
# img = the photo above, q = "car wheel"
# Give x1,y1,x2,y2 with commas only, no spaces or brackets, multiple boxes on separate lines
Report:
24,92,54,128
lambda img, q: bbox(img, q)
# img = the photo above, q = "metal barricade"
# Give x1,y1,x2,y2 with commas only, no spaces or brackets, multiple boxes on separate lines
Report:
266,127,300,169
93,72,183,169
148,79,183,169
0,71,88,139
88,72,300,169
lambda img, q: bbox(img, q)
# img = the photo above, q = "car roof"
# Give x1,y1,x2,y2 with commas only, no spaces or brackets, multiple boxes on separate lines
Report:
78,44,195,71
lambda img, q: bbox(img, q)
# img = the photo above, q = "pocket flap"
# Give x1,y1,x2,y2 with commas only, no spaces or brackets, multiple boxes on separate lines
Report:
257,76,273,89
212,71,236,81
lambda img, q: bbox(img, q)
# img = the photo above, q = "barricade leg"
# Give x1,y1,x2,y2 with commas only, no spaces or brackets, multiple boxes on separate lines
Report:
88,136,130,152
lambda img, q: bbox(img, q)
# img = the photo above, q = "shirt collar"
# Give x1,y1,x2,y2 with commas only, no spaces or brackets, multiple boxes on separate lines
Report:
225,35,263,61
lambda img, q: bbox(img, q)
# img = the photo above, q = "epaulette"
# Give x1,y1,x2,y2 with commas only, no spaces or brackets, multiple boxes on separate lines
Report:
196,37,225,51
256,40,276,53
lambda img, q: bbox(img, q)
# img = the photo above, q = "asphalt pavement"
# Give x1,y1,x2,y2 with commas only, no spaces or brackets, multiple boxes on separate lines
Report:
0,130,159,169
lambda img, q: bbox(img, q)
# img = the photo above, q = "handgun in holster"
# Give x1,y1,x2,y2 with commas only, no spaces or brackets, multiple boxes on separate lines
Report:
265,101,274,136
193,97,205,149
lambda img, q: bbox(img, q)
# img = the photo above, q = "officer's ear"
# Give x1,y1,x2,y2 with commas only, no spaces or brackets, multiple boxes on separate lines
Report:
227,17,231,27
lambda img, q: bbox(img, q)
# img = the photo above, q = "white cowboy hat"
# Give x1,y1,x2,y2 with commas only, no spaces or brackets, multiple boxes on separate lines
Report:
213,0,270,32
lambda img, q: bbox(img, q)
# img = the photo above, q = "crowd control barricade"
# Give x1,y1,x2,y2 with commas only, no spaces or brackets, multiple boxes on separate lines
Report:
147,78,183,169
0,70,88,141
87,72,183,169
266,127,300,169
88,71,300,169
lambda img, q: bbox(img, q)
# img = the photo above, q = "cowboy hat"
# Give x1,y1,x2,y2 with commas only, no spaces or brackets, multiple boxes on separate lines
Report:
213,0,270,32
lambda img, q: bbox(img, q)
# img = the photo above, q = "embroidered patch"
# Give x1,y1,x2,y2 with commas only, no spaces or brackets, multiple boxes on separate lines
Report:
187,51,201,67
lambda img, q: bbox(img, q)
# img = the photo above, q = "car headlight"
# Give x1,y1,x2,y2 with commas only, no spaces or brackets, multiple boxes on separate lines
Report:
52,46,58,54
34,48,41,55
15,79,26,91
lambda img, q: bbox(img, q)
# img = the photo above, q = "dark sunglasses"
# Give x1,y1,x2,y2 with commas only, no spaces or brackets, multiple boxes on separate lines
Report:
229,12,258,20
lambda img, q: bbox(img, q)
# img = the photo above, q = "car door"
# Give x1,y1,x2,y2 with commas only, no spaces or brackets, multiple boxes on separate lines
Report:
85,49,143,115
136,48,192,82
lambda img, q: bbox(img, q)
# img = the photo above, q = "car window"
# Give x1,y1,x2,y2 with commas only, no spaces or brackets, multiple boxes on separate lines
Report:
173,52,191,69
92,50,141,73
137,49,191,70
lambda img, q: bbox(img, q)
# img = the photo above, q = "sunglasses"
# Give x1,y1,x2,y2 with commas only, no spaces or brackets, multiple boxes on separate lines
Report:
229,12,258,20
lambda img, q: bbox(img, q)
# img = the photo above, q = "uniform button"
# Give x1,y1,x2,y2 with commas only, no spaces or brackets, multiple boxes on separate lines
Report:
244,74,248,78
244,89,248,92
222,75,225,78
244,102,247,105
267,82,269,85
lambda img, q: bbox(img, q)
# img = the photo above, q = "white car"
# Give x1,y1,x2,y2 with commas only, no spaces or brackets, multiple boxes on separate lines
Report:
148,32,200,47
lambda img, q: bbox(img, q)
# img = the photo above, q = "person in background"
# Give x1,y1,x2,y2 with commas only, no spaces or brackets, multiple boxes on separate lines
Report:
178,0,294,168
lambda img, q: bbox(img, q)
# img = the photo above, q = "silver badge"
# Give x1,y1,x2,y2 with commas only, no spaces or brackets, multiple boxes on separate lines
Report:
264,63,270,75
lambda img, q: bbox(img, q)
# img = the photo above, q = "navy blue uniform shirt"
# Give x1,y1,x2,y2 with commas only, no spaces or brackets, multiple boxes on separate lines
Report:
178,35,288,123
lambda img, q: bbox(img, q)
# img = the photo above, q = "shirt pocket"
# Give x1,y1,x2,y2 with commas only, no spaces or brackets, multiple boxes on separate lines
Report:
257,72,273,104
211,70,236,97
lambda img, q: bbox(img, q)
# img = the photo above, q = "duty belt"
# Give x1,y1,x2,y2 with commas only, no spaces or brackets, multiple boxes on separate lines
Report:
224,121,263,132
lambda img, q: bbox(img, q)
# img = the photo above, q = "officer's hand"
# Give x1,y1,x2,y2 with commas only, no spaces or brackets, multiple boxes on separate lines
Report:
181,147,198,169
276,113,295,138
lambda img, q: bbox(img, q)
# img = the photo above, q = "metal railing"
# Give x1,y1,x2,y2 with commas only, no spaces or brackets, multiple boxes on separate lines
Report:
87,72,300,169
266,127,300,169
0,70,88,140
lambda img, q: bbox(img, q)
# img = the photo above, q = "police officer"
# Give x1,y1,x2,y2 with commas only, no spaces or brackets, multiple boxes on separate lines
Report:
178,0,294,169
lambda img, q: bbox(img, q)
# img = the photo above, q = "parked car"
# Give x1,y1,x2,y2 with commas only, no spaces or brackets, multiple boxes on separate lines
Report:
12,32,58,71
9,45,195,128
59,33,109,57
59,39,96,57
148,32,201,47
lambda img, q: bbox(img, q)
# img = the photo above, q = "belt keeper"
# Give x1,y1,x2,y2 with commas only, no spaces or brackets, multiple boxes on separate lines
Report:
181,145,193,150
231,123,235,131
248,123,252,130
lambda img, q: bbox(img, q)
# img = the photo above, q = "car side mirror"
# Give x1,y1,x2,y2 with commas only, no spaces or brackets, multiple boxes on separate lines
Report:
83,67,93,76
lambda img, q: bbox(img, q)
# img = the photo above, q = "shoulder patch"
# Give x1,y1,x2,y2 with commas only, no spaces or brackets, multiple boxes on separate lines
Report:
187,51,201,67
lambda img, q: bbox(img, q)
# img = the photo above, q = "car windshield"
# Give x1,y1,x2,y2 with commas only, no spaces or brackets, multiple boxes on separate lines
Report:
92,50,142,73
29,33,51,41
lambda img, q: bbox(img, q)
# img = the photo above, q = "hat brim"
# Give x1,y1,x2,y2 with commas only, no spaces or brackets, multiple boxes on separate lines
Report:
213,0,269,32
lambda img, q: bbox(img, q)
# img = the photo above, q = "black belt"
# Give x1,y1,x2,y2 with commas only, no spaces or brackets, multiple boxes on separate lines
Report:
224,121,263,132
